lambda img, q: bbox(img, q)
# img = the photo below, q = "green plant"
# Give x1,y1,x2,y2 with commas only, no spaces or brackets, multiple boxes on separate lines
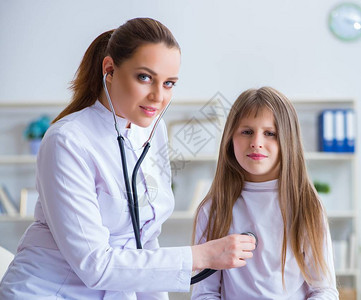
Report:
24,115,51,140
313,181,331,194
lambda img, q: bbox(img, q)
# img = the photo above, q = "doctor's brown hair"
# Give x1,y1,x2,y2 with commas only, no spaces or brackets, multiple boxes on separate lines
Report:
53,18,180,123
193,87,330,285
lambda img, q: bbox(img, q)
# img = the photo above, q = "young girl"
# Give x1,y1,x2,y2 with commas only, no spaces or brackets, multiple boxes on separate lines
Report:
191,87,338,299
0,18,255,299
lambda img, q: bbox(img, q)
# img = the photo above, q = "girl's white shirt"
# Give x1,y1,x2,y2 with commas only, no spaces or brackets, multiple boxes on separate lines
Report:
192,179,338,300
0,101,192,300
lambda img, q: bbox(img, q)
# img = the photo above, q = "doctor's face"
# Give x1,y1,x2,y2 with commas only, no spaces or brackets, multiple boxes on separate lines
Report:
232,108,280,182
103,43,180,128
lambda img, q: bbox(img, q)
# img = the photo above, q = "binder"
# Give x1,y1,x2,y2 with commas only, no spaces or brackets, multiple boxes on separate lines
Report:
334,109,346,152
344,109,355,153
0,199,5,215
349,233,356,268
0,186,18,216
332,239,348,270
319,110,334,152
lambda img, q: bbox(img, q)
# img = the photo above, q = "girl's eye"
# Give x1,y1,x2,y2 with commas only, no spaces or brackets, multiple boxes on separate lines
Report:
164,81,176,88
241,130,253,135
138,74,151,82
265,131,277,137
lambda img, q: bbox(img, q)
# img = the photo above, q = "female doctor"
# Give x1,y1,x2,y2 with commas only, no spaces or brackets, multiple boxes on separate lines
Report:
0,18,256,299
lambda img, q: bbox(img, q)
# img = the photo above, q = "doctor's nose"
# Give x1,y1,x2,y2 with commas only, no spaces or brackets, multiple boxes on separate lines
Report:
148,85,164,103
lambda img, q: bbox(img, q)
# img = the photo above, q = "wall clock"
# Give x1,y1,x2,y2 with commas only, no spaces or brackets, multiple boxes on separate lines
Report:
328,2,361,41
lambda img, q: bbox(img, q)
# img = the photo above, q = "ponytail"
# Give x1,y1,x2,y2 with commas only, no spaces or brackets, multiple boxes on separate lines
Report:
53,30,114,123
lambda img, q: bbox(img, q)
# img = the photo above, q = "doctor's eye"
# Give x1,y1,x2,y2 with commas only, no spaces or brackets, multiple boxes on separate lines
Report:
138,74,152,83
164,81,176,89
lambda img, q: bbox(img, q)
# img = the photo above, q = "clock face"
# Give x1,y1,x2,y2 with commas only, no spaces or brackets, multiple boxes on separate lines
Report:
328,2,361,41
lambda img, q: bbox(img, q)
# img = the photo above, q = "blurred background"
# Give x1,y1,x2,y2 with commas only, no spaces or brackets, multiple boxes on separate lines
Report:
0,0,360,299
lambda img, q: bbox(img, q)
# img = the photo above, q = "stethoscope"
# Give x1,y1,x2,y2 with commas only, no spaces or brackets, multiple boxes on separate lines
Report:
102,73,258,284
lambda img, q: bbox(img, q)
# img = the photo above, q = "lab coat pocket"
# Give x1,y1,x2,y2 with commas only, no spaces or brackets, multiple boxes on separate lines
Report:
97,190,132,235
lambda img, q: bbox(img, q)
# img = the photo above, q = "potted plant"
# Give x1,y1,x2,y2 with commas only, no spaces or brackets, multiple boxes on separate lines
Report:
313,180,331,205
24,115,51,155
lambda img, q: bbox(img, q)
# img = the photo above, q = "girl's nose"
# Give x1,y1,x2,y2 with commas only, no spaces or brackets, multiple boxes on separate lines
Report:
250,134,263,149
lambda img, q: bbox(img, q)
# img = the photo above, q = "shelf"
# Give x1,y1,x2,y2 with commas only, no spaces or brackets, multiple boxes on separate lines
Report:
0,215,34,222
327,211,357,219
169,210,194,220
0,102,67,108
0,155,37,164
169,211,357,221
291,98,354,105
336,269,359,277
0,152,354,164
305,152,355,160
173,98,356,106
171,155,217,162
170,152,355,162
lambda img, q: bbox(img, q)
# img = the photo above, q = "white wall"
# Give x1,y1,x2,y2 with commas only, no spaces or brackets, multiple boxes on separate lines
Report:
1,0,360,102
1,0,360,255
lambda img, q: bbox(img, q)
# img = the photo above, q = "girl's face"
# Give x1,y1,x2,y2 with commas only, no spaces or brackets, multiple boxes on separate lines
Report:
102,43,180,128
232,108,280,182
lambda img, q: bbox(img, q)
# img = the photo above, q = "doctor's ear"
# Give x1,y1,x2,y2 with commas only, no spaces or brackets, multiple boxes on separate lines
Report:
106,69,114,77
102,56,115,78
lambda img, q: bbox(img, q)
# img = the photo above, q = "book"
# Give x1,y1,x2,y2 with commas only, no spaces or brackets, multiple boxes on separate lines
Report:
319,110,334,152
2,185,19,211
0,199,5,215
345,109,355,153
20,188,38,217
332,239,348,271
334,109,346,152
0,186,18,216
348,233,356,269
319,109,356,153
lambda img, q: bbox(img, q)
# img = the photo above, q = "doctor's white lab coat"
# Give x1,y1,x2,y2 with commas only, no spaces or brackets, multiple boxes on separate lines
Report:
0,101,192,300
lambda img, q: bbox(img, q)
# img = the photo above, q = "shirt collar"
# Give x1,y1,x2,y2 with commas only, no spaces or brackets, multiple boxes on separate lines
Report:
243,179,278,191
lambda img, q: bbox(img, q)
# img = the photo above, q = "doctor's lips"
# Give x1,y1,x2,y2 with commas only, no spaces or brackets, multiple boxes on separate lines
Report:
247,153,267,160
140,105,157,117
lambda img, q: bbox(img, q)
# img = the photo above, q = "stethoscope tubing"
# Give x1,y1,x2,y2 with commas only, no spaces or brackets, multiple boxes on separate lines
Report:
191,269,217,285
131,142,151,235
117,135,143,249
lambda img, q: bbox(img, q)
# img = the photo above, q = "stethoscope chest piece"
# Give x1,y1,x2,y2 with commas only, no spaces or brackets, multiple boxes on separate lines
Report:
241,231,258,248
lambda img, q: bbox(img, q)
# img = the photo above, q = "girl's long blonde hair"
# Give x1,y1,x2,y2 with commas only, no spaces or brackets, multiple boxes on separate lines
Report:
193,87,328,284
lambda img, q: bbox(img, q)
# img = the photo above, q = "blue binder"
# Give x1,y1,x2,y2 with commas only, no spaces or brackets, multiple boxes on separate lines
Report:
319,110,334,152
334,109,346,152
344,109,355,153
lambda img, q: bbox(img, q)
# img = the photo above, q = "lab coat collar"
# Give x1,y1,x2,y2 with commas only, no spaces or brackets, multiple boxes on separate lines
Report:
92,100,158,151
93,100,130,132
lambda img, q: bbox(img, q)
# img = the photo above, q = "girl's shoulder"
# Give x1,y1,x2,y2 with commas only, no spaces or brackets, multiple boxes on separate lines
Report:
196,199,212,220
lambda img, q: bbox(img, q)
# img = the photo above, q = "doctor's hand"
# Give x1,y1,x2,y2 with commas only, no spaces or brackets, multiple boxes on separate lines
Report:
191,234,256,271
